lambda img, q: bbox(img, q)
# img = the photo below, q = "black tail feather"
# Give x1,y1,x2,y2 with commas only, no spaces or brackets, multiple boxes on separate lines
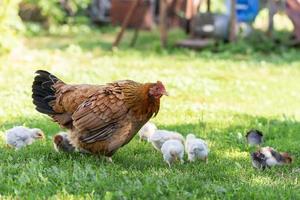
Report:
32,70,62,115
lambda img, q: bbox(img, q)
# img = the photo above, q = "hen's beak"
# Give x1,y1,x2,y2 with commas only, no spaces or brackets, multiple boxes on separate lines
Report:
163,90,169,96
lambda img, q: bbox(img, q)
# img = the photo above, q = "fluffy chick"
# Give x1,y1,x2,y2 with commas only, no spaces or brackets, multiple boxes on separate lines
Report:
53,132,76,153
5,126,44,150
161,139,184,167
246,129,263,146
251,146,292,170
185,133,209,163
149,130,185,151
138,122,157,142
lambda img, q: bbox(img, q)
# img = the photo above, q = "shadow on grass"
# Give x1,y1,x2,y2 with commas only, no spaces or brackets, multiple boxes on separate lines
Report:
0,113,300,198
2,112,299,168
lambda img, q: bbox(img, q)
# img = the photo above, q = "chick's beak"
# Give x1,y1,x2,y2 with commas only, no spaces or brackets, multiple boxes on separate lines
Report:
38,132,45,139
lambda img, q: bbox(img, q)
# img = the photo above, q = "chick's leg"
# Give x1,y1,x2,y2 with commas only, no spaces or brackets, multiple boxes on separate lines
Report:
167,161,171,168
204,156,208,164
180,151,184,164
188,153,194,162
180,158,184,164
163,154,172,168
15,143,24,150
106,157,113,163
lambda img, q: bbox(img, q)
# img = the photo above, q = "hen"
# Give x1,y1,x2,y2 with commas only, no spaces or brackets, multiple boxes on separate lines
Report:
32,70,167,158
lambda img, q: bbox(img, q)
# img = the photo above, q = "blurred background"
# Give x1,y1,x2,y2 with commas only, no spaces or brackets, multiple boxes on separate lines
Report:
0,0,300,54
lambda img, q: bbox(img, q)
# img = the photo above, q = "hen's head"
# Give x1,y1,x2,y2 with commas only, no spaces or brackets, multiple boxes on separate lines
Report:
149,81,168,99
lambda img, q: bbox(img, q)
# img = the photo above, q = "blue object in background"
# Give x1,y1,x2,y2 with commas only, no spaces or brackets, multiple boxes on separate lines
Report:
226,0,260,23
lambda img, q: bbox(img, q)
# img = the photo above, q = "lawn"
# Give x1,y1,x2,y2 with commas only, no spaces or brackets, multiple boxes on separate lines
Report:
0,26,300,199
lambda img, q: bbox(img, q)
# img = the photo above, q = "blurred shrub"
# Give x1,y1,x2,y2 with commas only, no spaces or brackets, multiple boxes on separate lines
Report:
19,0,91,26
0,0,24,54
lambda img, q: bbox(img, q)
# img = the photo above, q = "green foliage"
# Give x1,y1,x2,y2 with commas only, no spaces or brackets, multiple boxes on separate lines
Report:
22,0,91,25
0,0,24,54
35,0,66,24
65,0,91,15
212,31,291,55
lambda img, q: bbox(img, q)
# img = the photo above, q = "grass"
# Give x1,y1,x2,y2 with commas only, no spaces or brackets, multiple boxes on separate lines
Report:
1,25,300,199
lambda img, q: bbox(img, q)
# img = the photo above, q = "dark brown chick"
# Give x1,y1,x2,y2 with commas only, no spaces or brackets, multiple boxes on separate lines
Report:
251,146,293,170
32,70,167,159
53,132,76,153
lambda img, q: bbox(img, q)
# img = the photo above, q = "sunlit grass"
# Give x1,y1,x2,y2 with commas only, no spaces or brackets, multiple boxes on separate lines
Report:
0,26,300,199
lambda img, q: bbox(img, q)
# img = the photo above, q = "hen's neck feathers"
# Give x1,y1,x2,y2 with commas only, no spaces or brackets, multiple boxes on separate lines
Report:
122,82,160,119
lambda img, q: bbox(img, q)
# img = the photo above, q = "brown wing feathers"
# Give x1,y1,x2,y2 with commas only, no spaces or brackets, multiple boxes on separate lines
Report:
72,88,129,143
80,122,119,143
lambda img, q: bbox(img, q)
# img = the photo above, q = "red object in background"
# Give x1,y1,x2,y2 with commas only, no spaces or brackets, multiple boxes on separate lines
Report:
168,0,186,27
111,0,154,30
286,0,300,40
111,0,187,30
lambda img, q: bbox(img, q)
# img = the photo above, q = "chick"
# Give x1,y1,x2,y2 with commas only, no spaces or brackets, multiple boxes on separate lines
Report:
5,126,44,150
251,146,292,170
246,129,263,146
53,133,110,160
161,139,184,167
53,132,76,153
185,133,209,163
149,130,185,151
138,122,157,142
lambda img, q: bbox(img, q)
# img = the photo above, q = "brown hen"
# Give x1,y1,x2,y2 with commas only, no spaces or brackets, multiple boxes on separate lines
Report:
32,70,167,158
